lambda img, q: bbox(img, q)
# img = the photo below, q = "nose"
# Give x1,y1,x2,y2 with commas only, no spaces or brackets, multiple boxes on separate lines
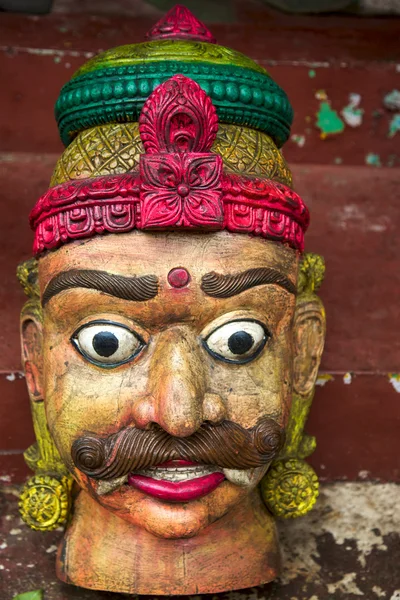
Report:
133,325,226,437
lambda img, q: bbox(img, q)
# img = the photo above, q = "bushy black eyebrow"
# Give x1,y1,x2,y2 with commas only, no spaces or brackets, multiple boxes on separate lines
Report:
201,267,296,298
42,269,159,306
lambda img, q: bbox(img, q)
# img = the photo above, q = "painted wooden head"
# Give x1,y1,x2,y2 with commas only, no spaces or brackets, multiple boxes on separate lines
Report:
17,5,326,595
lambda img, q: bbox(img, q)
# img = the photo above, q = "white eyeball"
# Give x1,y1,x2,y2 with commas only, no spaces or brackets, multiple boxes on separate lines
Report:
72,321,144,367
204,320,268,364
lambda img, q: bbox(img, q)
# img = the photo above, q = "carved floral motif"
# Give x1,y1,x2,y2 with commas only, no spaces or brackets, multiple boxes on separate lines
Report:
139,74,219,155
261,458,319,519
140,154,223,228
19,475,71,531
139,75,223,228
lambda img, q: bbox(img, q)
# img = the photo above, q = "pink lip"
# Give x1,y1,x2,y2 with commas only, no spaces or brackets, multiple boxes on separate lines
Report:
127,471,225,502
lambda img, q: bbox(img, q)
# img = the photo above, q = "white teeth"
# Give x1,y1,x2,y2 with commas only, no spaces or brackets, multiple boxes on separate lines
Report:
95,466,271,492
96,474,128,496
223,465,270,487
133,465,221,483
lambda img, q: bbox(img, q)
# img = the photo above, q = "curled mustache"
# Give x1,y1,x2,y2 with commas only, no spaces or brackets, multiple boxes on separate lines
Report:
72,418,285,481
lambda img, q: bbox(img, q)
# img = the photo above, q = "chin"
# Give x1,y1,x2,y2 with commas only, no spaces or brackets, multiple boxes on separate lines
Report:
92,478,250,539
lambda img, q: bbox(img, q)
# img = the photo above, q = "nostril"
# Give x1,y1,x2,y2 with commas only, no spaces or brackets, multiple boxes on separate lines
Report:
145,421,162,432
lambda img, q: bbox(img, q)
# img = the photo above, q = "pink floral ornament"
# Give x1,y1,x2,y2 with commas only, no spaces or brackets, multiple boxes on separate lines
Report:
140,154,223,228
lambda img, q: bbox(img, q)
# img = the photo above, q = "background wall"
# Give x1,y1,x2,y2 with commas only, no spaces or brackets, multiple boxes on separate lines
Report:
0,0,399,484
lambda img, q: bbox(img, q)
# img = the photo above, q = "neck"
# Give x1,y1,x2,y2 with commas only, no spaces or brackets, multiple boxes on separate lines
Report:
56,489,281,595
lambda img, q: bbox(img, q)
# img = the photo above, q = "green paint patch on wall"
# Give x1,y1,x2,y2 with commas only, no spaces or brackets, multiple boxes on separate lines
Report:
388,114,400,138
315,102,345,138
383,89,400,111
365,153,382,167
291,134,306,147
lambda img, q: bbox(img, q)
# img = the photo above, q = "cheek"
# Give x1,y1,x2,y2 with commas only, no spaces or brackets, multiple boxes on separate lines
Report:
208,332,294,428
41,335,151,463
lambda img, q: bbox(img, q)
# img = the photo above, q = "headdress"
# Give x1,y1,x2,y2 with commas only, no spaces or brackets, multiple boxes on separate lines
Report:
30,5,309,256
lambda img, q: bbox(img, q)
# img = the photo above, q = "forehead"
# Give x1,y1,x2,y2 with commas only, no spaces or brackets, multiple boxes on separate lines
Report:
38,230,299,288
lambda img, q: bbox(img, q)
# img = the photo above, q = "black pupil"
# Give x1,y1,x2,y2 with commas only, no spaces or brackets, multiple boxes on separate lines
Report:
228,330,255,355
92,331,119,357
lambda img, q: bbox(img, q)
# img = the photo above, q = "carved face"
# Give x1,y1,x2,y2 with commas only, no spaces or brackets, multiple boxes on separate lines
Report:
36,230,298,539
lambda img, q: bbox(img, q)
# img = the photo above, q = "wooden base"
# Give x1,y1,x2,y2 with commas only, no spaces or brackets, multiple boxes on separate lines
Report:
56,489,281,595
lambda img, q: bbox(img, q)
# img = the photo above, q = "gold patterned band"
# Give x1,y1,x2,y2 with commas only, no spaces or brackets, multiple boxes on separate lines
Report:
51,122,293,188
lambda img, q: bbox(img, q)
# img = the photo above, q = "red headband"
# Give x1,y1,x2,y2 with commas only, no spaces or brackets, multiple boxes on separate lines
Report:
30,75,309,256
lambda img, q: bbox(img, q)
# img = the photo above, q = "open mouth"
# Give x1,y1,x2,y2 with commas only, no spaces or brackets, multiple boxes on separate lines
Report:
127,459,225,502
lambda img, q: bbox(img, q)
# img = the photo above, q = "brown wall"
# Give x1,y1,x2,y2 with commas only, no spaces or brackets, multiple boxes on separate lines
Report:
1,9,399,483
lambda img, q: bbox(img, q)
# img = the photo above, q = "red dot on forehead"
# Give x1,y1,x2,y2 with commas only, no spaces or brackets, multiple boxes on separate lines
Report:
167,267,191,289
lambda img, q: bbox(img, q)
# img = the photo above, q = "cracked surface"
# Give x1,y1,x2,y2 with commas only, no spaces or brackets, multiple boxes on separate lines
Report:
0,482,399,599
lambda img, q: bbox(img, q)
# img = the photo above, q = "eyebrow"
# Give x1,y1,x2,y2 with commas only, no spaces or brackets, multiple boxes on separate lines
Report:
201,267,296,298
42,269,159,306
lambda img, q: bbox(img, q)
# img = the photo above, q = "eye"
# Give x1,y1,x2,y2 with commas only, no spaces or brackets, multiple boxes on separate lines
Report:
204,320,269,364
71,321,145,368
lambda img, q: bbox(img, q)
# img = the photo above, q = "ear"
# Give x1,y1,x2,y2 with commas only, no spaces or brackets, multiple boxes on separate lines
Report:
293,296,326,396
21,313,44,402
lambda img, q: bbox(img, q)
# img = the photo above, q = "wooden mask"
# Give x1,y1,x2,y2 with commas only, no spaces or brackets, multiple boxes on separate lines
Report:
18,5,326,595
